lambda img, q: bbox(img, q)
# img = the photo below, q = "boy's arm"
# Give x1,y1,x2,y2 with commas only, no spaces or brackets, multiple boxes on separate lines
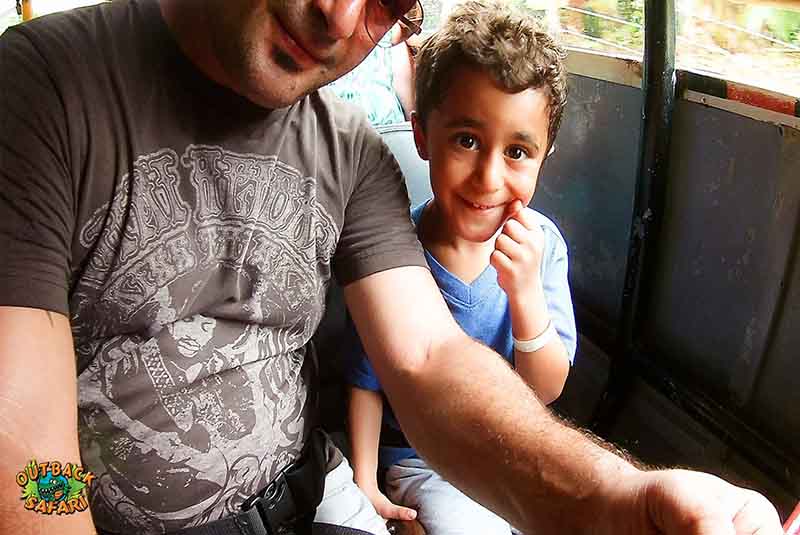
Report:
348,383,417,521
0,307,98,535
343,265,782,535
510,291,571,405
493,204,573,404
348,386,384,493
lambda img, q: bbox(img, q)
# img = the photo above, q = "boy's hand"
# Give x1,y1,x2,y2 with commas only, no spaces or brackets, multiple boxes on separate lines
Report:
363,487,418,522
491,200,546,301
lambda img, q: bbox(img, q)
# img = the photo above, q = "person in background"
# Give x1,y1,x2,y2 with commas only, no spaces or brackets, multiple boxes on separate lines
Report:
328,5,422,125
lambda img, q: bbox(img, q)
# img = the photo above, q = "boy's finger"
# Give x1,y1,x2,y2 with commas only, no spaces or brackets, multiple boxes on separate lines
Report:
490,248,513,272
495,233,522,260
400,505,418,520
511,204,536,231
384,504,417,520
503,199,524,222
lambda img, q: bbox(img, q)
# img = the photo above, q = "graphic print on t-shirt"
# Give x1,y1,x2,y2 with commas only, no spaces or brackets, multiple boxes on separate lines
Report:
70,145,339,533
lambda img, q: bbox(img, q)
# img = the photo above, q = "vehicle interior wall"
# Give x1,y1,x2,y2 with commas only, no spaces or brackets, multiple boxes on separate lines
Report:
315,70,799,519
545,76,800,517
645,100,800,450
533,73,643,345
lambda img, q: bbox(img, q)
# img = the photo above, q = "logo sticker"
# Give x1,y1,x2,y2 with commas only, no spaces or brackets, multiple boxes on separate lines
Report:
16,460,94,515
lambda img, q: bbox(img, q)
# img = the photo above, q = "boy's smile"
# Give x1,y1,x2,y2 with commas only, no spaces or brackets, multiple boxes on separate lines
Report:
413,65,552,245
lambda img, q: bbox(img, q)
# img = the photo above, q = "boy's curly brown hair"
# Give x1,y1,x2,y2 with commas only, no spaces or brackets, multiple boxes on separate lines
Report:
414,0,568,153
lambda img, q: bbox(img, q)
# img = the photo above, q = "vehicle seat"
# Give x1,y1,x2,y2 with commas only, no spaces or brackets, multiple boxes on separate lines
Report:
375,122,432,207
314,121,430,535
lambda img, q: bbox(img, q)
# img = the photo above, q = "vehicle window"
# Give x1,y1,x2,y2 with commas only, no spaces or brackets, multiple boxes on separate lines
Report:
675,1,800,98
423,0,800,98
1,3,21,35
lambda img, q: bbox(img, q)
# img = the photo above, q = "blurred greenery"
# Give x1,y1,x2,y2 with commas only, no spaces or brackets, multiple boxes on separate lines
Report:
547,0,800,96
766,9,800,43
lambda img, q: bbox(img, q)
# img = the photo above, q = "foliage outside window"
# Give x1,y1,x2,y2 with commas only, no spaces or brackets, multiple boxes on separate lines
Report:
424,0,800,98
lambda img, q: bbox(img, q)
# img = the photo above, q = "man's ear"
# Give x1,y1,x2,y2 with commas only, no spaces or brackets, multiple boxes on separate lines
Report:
410,112,430,161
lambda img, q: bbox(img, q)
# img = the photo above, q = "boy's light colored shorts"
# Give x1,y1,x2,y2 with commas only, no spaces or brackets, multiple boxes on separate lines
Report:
385,457,511,535
315,456,391,535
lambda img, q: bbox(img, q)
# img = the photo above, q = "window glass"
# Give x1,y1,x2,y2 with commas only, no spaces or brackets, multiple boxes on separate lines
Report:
422,1,646,58
557,0,645,60
676,0,800,98
1,0,108,33
24,0,106,18
423,0,800,98
1,3,21,35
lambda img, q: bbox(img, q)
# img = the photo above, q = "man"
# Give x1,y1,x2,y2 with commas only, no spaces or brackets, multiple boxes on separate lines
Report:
0,1,783,535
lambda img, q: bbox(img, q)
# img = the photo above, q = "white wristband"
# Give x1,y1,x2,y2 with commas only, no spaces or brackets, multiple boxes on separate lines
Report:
513,320,556,353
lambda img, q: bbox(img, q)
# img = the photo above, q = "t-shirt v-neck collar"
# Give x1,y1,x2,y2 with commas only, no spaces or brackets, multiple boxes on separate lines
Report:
412,200,499,306
423,249,498,306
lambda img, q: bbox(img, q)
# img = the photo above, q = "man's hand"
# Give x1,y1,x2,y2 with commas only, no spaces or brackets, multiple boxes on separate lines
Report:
631,469,782,535
491,200,546,300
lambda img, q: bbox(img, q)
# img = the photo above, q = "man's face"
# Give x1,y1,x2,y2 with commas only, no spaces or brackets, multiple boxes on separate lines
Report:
205,0,380,108
413,66,551,244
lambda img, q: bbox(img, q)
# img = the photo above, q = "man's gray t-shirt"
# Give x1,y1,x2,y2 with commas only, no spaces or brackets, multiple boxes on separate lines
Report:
0,1,425,532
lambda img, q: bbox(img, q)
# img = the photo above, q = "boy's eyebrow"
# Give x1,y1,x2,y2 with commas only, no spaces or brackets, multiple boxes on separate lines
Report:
443,117,484,130
444,116,542,151
511,131,541,152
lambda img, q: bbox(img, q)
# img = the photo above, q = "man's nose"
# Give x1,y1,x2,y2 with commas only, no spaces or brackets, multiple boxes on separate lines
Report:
475,152,505,192
313,0,368,40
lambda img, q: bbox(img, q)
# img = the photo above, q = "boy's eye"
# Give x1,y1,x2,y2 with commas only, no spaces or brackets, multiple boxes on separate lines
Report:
506,146,529,160
456,134,478,150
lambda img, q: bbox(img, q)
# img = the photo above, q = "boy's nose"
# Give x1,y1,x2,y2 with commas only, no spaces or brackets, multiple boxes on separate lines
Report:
474,152,505,193
313,0,367,40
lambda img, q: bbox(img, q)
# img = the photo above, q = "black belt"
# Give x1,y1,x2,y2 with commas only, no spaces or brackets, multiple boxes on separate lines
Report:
170,428,328,535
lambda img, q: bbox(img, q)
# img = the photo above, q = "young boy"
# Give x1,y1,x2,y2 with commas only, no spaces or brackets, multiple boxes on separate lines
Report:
344,1,577,533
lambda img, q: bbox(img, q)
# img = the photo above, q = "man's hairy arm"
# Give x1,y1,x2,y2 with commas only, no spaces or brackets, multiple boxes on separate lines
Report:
0,307,97,535
343,266,638,533
343,266,783,535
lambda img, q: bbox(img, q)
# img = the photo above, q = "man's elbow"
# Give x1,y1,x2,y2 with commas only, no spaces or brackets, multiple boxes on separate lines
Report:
377,328,466,387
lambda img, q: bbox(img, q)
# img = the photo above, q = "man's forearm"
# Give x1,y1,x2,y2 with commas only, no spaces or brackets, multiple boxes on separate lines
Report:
381,332,640,533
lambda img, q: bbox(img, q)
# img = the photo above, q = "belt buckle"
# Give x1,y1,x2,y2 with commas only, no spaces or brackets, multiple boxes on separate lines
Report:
242,464,298,535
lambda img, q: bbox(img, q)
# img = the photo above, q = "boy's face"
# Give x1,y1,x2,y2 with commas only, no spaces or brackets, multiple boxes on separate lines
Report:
413,66,551,243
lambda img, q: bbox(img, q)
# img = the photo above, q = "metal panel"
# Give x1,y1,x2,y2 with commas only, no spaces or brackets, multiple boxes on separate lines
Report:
642,100,800,454
749,125,800,453
534,74,642,334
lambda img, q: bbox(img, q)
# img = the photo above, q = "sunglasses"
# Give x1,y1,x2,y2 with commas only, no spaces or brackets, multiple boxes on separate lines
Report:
365,0,424,47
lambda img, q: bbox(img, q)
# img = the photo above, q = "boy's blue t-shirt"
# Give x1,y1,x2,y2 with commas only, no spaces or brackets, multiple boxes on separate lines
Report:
344,201,577,467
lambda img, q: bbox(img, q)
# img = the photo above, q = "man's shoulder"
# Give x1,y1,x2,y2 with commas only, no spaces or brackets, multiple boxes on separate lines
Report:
7,0,145,44
3,0,156,80
314,87,378,138
307,88,395,175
